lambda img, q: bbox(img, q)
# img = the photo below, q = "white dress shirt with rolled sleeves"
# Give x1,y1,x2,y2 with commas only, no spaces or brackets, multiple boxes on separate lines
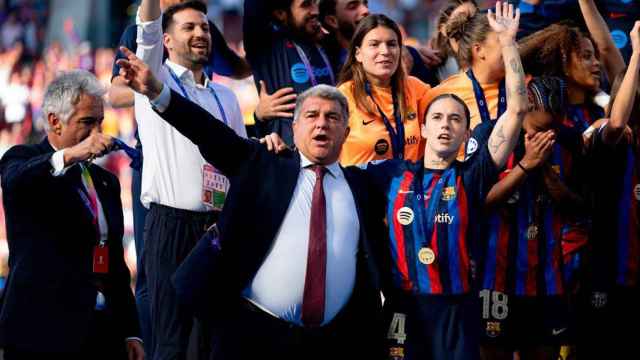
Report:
134,9,246,211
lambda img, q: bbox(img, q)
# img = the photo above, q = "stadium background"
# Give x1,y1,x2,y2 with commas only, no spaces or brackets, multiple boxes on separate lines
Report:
0,0,546,294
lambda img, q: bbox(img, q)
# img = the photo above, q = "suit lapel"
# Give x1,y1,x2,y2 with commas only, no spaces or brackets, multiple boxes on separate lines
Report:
265,152,301,238
342,167,367,232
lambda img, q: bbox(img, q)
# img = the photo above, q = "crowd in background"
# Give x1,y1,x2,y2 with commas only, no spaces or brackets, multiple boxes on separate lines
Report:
0,0,491,291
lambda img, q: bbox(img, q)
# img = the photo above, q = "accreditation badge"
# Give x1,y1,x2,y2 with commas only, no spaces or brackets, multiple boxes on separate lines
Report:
93,244,109,274
202,164,229,211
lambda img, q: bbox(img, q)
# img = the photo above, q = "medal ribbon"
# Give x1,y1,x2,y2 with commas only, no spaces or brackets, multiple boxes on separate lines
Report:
80,164,105,244
466,69,506,123
365,82,406,159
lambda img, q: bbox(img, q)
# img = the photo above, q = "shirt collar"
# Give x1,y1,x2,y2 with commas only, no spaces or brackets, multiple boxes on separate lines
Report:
165,59,211,88
299,152,341,178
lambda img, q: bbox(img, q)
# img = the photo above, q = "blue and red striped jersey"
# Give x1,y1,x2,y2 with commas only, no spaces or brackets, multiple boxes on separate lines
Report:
614,145,640,287
480,127,589,296
365,128,498,295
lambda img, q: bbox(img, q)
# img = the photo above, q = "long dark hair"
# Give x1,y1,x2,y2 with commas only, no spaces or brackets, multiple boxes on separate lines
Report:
338,14,408,118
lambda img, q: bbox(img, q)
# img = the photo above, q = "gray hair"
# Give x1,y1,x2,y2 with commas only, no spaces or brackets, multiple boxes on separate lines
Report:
42,70,106,130
293,84,349,124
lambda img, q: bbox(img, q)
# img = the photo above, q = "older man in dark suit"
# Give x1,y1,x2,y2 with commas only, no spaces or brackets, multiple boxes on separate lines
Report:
0,70,143,360
117,47,387,360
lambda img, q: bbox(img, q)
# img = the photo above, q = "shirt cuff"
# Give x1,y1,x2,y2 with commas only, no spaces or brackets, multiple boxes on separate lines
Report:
150,84,171,113
49,149,71,176
136,7,162,45
126,337,143,344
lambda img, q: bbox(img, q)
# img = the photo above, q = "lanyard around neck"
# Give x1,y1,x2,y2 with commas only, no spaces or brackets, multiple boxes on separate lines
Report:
79,164,106,244
293,42,336,86
166,65,229,125
365,82,405,159
466,69,506,123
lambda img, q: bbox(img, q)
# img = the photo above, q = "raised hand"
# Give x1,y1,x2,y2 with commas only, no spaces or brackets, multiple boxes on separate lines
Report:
631,20,640,54
255,81,297,121
488,1,520,46
259,132,289,154
115,46,164,99
418,39,443,68
64,127,114,165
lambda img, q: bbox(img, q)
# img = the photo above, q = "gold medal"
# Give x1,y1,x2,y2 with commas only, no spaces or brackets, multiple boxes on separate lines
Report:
527,225,538,240
418,247,436,265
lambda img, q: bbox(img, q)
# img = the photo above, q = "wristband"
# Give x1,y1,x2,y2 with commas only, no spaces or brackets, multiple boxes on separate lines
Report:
517,162,530,175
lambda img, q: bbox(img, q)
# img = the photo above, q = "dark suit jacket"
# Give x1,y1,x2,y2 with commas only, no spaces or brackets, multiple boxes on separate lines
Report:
0,139,140,352
158,90,388,355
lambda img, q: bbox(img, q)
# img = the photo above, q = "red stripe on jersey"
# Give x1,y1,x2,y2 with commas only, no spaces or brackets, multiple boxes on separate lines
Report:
425,174,443,293
393,171,415,291
552,214,565,294
456,177,470,292
495,218,511,293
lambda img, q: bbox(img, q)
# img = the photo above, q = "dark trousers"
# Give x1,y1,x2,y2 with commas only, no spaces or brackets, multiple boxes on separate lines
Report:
385,294,481,360
575,286,640,359
131,159,152,357
145,203,216,360
4,311,128,360
210,299,380,360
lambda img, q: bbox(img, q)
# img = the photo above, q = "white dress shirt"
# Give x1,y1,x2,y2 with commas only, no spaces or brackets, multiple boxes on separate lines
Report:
135,9,246,211
243,153,360,326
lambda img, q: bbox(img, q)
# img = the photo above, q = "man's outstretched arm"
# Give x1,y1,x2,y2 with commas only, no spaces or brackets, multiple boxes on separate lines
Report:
116,47,255,176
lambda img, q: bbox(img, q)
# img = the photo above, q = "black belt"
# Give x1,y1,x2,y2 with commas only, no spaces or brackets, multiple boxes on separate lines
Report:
149,202,218,229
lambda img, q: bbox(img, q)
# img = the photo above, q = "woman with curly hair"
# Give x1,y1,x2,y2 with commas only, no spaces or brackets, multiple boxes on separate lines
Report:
576,21,640,360
474,76,592,360
518,0,625,138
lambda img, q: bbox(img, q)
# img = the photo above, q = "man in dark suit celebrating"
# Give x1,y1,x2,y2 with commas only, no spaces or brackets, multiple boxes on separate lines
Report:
117,47,387,360
0,70,144,360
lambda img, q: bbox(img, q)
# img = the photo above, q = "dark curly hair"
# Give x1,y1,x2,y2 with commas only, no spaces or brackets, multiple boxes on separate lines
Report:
527,76,568,119
518,23,595,80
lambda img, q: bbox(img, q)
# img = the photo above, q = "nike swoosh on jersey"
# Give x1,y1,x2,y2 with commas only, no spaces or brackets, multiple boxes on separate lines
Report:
362,119,375,126
552,328,567,336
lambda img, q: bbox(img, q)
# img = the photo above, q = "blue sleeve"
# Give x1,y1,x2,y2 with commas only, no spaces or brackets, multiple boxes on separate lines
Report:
206,20,242,78
517,0,578,40
112,24,138,81
465,121,494,161
406,46,439,88
243,0,277,59
463,130,499,208
362,159,404,194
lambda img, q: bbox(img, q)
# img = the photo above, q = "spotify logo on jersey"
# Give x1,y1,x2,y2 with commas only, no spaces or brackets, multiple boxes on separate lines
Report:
291,63,310,84
396,207,415,225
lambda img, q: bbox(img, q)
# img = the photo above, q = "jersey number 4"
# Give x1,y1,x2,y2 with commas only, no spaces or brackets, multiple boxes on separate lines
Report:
387,312,407,345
